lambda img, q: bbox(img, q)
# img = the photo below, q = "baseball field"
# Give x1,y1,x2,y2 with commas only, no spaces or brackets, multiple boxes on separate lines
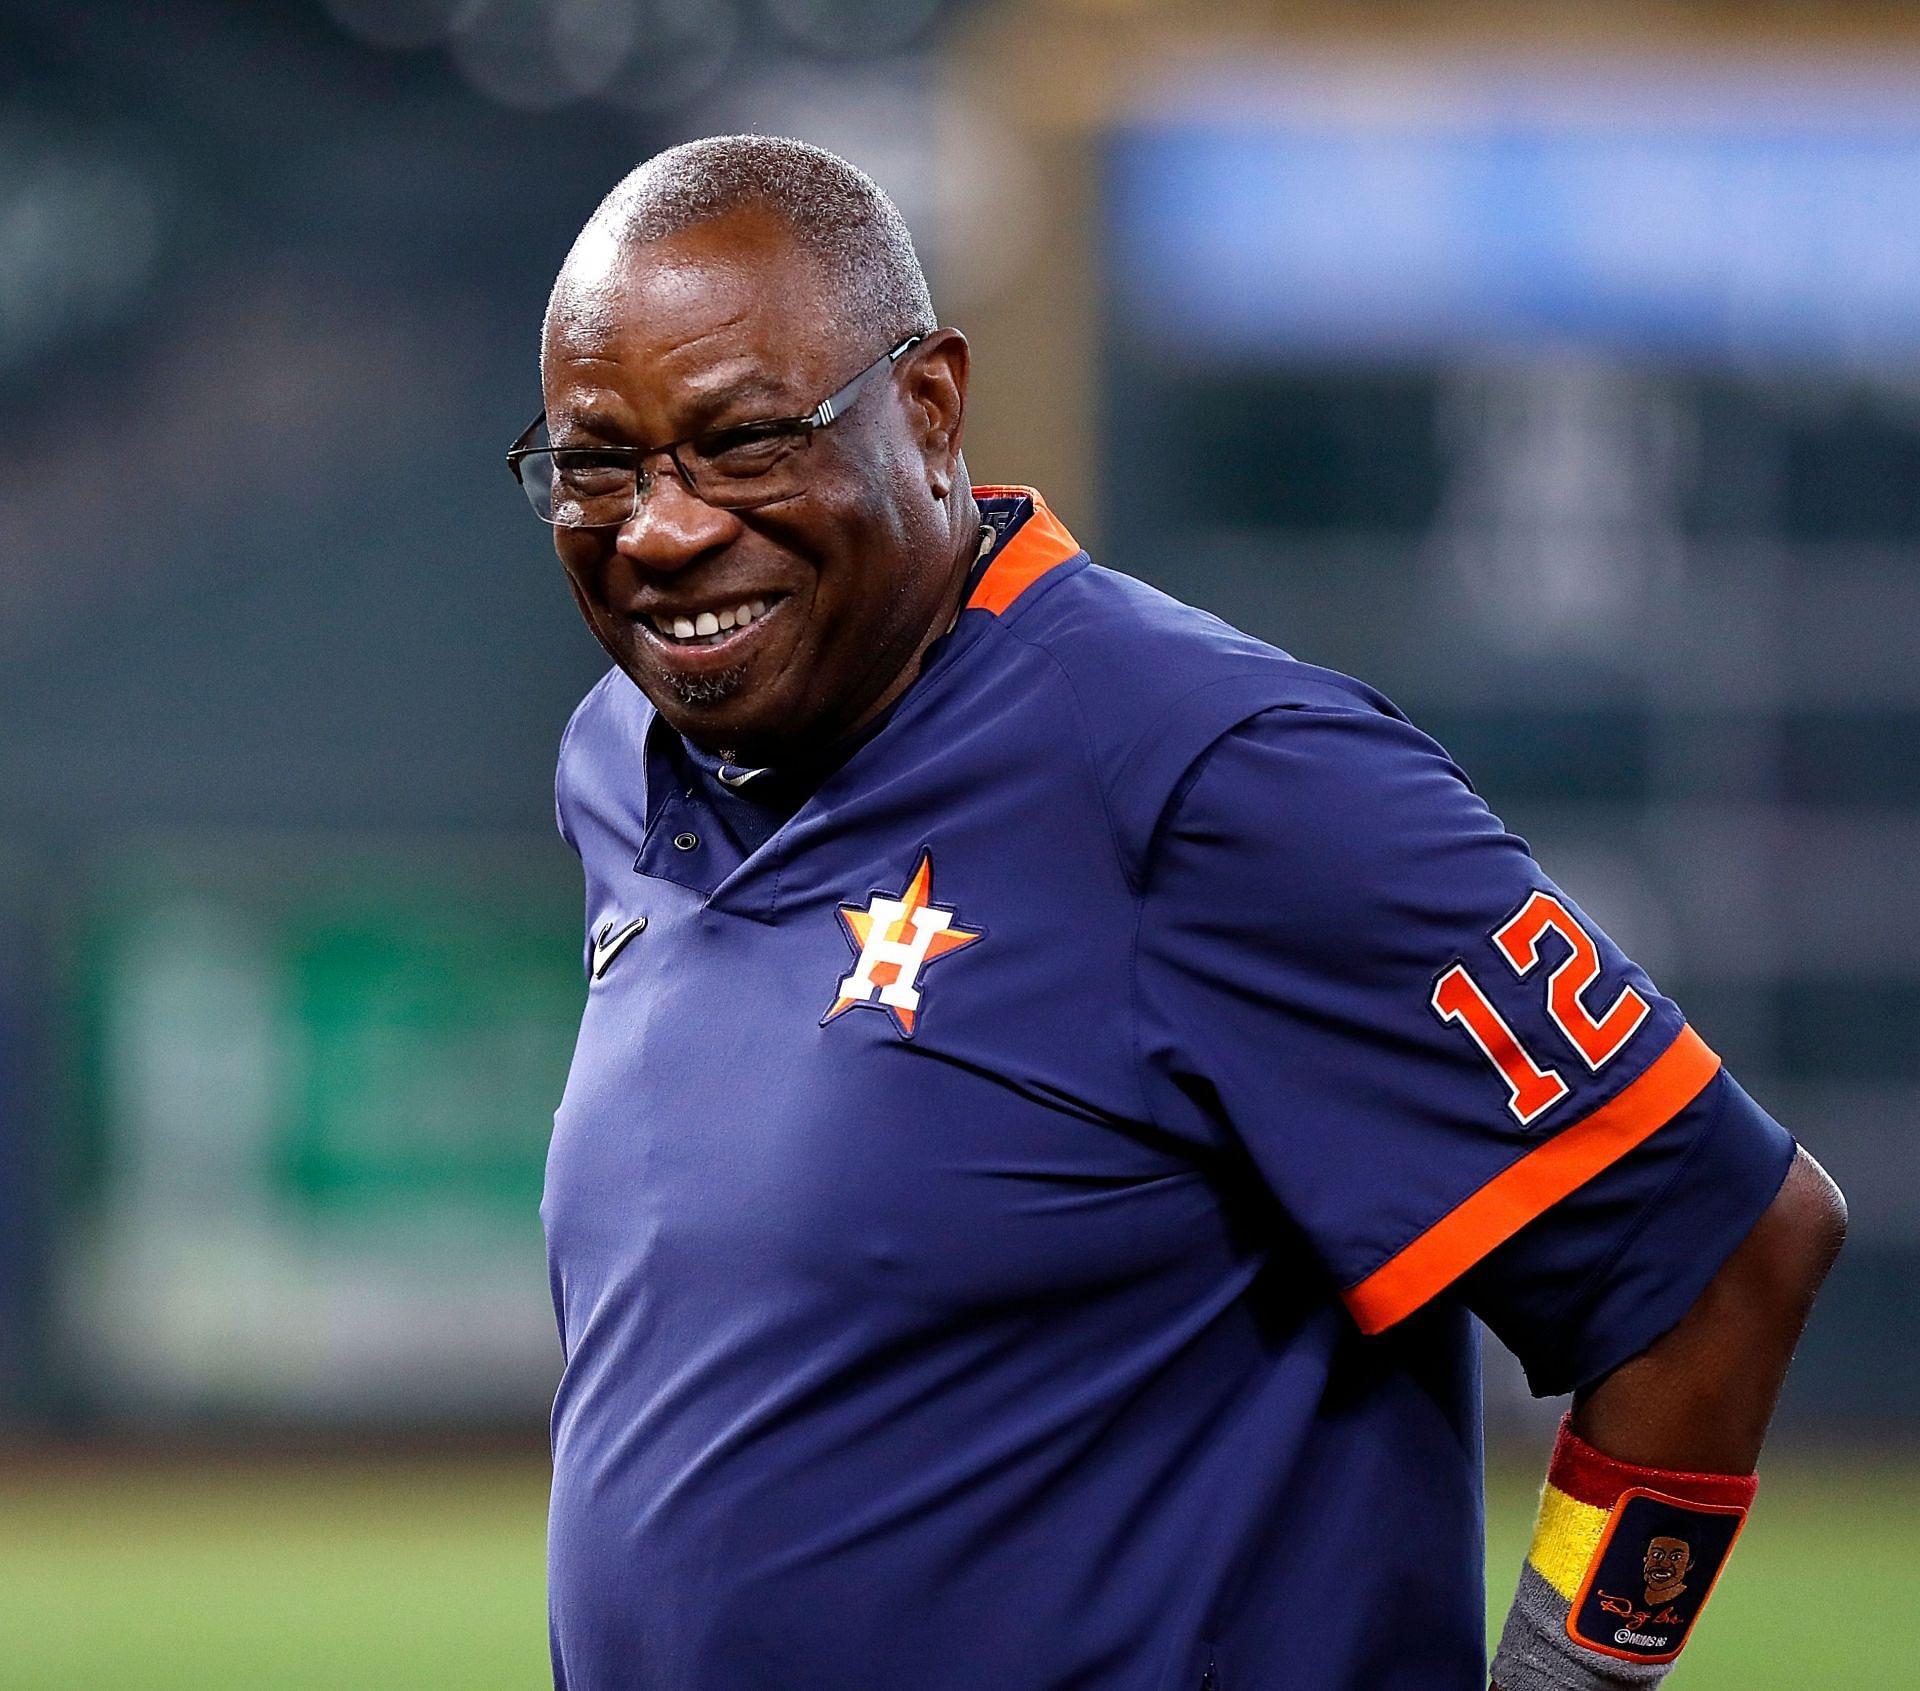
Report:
0,1449,1906,1688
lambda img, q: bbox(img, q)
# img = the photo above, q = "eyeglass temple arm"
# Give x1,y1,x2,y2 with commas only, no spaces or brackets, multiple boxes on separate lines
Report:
510,332,926,463
506,411,546,464
806,334,926,429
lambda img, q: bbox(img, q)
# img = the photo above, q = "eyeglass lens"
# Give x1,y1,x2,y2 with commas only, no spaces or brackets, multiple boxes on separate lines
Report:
514,430,816,528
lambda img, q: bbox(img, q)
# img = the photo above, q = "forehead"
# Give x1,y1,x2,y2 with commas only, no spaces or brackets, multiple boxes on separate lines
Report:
543,210,845,418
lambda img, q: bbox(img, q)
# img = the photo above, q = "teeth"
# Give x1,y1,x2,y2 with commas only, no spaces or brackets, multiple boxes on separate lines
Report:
647,599,776,644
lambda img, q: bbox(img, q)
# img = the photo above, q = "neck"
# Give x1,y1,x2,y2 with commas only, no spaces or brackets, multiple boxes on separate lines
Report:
833,489,982,743
938,488,986,629
708,490,984,771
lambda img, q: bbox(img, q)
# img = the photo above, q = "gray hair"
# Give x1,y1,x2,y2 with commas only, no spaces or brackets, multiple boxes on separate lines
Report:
552,134,937,352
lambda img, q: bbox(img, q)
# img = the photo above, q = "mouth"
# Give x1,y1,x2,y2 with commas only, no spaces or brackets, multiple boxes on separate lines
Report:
635,594,788,662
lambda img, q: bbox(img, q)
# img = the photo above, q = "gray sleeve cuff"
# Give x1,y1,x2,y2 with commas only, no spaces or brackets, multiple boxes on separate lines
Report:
1491,1564,1672,1690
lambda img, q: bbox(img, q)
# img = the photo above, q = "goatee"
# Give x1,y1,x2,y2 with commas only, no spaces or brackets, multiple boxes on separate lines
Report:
665,664,750,706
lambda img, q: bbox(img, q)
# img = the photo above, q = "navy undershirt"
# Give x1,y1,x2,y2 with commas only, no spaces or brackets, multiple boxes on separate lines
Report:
676,742,818,858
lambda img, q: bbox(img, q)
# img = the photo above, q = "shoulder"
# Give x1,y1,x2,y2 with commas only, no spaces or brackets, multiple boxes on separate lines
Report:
990,559,1421,879
1155,699,1514,924
1000,558,1401,737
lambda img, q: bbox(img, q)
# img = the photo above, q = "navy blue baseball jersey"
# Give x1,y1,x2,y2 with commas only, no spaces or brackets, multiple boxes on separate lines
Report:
543,490,1793,1691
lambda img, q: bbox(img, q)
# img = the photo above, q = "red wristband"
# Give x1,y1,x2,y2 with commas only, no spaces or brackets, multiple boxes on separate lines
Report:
1532,1416,1755,1665
1547,1417,1758,1513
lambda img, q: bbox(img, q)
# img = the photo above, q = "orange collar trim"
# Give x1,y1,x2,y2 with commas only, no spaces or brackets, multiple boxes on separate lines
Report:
966,486,1084,616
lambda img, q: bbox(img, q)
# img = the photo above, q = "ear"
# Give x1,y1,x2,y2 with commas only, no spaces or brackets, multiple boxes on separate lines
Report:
902,328,969,500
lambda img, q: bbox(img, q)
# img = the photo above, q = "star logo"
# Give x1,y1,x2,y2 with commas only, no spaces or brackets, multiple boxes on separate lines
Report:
822,850,983,1038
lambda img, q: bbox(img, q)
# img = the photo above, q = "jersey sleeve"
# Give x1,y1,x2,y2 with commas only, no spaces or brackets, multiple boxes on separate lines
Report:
1460,1069,1792,1393
1132,702,1794,1386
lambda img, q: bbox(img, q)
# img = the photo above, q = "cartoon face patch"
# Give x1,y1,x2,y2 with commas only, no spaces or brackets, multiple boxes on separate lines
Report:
1568,1489,1747,1663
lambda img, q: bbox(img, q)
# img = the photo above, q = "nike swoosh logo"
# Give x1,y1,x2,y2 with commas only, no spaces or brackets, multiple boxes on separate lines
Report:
590,916,647,980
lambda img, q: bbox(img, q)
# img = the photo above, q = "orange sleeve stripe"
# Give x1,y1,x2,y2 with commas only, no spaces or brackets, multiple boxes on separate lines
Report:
1342,1025,1723,1335
966,486,1084,615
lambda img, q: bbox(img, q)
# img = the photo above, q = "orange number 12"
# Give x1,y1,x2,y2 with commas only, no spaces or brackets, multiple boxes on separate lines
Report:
1431,891,1650,1125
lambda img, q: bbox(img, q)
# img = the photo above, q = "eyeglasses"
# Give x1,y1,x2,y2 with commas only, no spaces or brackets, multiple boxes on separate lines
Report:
506,334,924,528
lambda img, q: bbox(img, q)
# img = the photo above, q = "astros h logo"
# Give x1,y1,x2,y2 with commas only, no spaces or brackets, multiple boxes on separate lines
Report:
822,850,983,1039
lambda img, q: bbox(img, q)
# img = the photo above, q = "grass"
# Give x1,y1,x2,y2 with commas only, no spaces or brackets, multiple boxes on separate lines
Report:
1486,1454,1916,1688
0,1448,1908,1688
0,1452,552,1691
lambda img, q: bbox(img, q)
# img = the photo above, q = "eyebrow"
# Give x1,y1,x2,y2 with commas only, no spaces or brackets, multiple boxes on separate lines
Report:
557,369,799,448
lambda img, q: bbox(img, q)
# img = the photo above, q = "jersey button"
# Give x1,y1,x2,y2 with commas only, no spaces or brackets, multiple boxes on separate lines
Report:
672,831,699,851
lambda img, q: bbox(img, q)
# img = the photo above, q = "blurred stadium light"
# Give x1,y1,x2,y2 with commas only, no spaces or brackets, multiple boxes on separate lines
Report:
0,113,168,372
766,0,949,58
322,0,486,52
325,0,960,114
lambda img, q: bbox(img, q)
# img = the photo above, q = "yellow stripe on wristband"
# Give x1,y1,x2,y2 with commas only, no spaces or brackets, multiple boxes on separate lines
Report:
1525,1480,1613,1602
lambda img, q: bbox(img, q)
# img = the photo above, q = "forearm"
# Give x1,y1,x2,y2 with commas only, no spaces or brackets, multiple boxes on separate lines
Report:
1491,1146,1846,1690
1569,1146,1847,1473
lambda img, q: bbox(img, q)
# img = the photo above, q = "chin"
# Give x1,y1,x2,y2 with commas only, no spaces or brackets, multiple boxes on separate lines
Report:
661,665,751,708
647,684,794,762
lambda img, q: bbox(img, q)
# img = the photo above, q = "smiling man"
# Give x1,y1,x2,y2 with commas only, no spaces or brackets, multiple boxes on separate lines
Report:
522,137,1844,1691
526,158,969,768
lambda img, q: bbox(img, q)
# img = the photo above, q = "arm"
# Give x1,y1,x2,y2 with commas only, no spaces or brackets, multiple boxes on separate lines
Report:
1569,1145,1846,1472
1125,703,1843,1682
1491,1146,1846,1690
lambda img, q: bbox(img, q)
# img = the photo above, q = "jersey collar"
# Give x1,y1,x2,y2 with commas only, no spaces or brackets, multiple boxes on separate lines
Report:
964,487,1084,616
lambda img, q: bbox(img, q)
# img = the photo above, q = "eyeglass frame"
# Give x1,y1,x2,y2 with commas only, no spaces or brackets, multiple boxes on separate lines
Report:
505,333,927,527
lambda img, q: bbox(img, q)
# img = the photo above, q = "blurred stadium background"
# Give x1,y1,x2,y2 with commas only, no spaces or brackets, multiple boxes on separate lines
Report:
2,1,1915,1684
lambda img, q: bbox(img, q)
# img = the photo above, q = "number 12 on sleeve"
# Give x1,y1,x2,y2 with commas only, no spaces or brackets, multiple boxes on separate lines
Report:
1432,892,1652,1126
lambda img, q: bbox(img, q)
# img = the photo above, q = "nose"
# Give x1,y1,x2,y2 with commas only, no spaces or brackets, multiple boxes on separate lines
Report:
613,461,742,575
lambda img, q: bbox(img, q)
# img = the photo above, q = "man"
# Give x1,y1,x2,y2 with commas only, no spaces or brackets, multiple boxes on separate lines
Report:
520,136,1845,1691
